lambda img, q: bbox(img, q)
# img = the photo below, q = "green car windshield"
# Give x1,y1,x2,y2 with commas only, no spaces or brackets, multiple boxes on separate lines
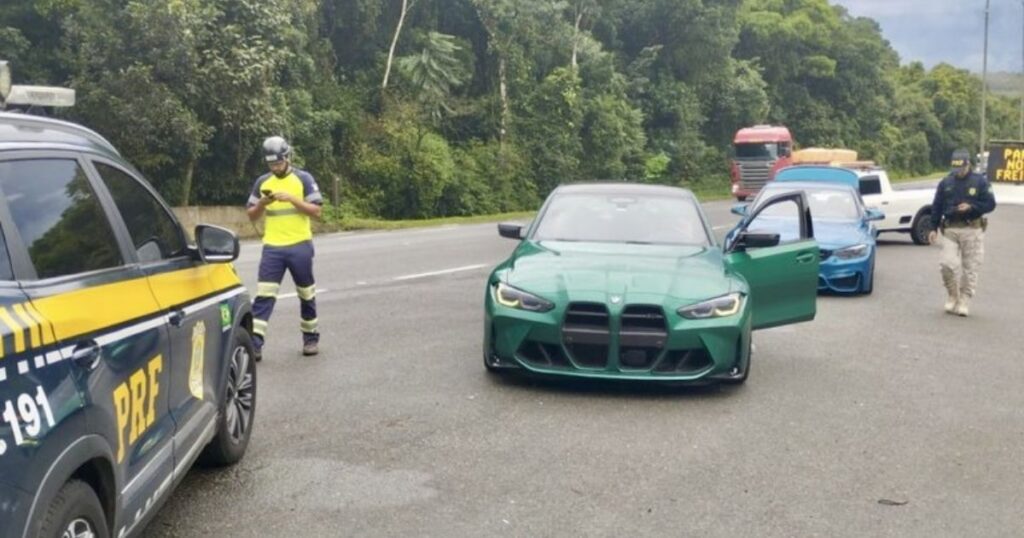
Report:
532,192,710,246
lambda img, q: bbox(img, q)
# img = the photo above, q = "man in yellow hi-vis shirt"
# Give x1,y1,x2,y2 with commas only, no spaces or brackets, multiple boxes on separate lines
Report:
246,136,323,359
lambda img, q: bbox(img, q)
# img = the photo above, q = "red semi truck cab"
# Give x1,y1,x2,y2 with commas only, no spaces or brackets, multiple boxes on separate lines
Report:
730,125,793,201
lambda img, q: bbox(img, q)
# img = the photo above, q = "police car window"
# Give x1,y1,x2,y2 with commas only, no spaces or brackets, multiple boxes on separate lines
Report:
0,159,124,279
94,162,186,262
0,226,14,281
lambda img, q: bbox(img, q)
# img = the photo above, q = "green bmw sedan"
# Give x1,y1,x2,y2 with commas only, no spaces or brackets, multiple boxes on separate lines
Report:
483,183,819,385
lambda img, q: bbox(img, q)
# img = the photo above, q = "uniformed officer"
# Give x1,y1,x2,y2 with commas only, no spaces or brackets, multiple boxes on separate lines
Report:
927,149,997,317
246,136,324,358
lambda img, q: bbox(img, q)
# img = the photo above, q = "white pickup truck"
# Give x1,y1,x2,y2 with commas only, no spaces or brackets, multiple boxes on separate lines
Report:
855,168,935,245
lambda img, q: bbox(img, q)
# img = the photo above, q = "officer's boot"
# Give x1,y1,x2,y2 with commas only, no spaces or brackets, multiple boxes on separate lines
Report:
942,271,959,314
955,295,970,317
253,334,264,362
944,294,959,314
302,334,319,356
944,287,959,314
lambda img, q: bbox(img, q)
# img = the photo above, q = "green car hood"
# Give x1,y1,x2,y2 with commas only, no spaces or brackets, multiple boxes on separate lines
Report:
502,240,737,306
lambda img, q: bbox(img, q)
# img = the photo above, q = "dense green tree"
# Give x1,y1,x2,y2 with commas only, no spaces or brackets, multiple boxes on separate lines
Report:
0,0,1013,217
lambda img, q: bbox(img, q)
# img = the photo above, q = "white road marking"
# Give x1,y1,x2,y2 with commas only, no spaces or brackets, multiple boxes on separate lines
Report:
277,288,330,300
393,264,488,282
713,225,731,231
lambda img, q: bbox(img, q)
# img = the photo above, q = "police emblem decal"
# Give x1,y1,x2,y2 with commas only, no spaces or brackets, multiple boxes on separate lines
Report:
189,321,207,400
610,295,622,304
220,303,232,331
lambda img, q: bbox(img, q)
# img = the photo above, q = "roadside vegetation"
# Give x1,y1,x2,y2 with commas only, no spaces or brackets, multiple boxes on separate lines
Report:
2,0,1016,220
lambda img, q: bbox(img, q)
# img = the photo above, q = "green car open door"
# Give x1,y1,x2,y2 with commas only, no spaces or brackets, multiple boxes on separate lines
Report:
725,191,819,330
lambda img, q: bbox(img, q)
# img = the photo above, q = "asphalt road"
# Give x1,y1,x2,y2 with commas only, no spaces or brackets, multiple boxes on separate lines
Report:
148,197,1024,537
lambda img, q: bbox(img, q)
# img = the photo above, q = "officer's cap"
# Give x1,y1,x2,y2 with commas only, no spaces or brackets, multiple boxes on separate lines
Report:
950,148,972,169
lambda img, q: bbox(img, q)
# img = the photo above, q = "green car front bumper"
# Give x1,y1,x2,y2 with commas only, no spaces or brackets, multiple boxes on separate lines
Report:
483,292,752,383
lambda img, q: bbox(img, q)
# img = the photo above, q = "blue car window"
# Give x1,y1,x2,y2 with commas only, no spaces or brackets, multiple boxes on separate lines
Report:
806,191,859,220
748,199,802,243
758,187,859,221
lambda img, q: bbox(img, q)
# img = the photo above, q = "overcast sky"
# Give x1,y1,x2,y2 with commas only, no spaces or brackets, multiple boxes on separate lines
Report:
834,0,1022,73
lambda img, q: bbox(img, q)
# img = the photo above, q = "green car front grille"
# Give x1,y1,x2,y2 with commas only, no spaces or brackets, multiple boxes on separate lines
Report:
515,303,713,375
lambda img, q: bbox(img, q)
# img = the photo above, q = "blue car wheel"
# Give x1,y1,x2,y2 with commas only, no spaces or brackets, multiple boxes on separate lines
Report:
862,255,875,295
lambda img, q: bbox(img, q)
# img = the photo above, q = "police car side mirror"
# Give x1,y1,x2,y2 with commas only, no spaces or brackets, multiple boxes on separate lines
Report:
195,224,239,263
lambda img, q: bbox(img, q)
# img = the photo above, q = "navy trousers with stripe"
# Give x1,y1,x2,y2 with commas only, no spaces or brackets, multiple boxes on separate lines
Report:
252,241,319,348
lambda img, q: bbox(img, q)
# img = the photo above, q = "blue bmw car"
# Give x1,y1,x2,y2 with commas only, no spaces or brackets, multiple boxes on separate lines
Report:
729,166,883,295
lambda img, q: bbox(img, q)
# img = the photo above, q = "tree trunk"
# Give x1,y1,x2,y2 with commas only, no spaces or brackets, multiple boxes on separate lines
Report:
382,0,411,90
571,9,583,70
498,54,509,147
181,155,197,207
235,127,245,183
475,3,509,147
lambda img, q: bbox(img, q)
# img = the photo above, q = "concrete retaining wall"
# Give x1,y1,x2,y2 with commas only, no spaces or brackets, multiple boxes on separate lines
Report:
172,206,260,239
172,206,340,240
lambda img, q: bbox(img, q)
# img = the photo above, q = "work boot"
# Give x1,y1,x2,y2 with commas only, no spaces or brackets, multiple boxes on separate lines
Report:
955,297,970,317
302,342,319,356
944,293,959,314
252,335,264,362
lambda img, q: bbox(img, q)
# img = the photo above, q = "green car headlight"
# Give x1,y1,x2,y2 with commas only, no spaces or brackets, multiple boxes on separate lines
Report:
678,293,743,319
494,282,555,313
834,244,869,260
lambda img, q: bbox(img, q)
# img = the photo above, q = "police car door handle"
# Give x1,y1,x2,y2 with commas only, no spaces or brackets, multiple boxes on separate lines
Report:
169,308,186,327
71,341,101,370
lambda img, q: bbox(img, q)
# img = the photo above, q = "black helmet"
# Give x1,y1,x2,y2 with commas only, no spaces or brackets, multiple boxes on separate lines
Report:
263,136,292,163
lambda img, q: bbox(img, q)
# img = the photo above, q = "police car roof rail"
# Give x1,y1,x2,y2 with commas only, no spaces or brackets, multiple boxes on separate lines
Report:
0,111,120,156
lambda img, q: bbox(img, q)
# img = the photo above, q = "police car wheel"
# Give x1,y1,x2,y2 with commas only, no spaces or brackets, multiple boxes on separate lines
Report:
862,259,875,295
911,210,932,245
37,479,109,538
200,329,257,467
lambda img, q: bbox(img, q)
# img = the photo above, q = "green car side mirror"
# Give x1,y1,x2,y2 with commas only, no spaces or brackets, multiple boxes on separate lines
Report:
498,223,524,240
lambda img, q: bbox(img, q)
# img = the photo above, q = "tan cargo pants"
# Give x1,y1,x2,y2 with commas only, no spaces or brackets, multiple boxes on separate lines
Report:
940,227,985,298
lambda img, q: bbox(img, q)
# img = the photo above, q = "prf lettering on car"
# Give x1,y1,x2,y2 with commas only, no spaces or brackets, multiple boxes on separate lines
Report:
112,355,163,463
